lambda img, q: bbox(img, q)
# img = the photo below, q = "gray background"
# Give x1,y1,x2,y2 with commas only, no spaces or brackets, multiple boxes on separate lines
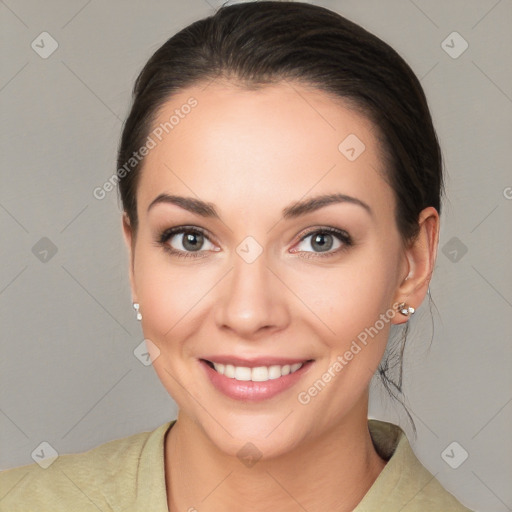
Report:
1,0,511,510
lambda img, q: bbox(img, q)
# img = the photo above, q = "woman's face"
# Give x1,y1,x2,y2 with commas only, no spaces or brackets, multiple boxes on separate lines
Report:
125,81,411,458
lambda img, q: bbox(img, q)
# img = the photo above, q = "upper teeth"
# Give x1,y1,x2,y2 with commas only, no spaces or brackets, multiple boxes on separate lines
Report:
212,362,304,382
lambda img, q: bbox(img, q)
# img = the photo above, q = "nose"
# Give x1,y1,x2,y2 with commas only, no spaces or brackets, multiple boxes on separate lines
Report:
214,249,290,339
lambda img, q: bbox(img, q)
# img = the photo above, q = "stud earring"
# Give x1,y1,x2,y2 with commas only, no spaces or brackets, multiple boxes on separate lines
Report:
133,302,142,321
397,302,415,317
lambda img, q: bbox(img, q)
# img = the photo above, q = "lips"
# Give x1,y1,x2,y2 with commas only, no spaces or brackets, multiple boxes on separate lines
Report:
200,357,314,401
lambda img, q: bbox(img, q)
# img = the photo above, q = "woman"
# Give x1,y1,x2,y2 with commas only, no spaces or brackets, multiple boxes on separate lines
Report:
0,2,474,510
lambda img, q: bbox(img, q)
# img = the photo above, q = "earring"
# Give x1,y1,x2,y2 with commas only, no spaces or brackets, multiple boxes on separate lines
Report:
133,302,142,321
397,302,415,317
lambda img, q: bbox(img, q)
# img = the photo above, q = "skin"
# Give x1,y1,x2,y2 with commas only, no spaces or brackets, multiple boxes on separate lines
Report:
122,80,439,512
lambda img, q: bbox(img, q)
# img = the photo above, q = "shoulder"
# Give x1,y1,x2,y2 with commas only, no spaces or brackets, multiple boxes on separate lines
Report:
0,422,173,511
355,419,474,512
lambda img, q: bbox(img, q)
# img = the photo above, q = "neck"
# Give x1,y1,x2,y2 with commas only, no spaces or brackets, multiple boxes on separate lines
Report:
165,400,387,512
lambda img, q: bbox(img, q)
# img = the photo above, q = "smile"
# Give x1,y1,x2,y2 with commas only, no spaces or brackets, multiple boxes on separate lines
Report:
208,361,304,382
200,358,313,401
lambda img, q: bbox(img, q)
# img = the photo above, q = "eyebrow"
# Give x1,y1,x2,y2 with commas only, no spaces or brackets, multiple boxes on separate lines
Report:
147,192,372,219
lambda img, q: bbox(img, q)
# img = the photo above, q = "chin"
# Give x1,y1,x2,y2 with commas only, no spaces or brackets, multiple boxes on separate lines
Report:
187,408,307,466
204,417,306,462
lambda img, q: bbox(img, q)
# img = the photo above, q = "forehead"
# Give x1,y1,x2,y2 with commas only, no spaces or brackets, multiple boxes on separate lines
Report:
136,80,394,222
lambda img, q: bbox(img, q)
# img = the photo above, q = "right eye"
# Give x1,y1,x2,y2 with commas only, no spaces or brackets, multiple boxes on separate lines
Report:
158,226,218,259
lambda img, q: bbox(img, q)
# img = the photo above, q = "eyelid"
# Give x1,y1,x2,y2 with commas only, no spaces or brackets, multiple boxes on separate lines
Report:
158,226,219,255
290,226,352,254
160,225,215,244
295,225,351,242
158,225,352,258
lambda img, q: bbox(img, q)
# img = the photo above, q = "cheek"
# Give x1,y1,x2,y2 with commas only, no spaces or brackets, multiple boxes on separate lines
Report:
298,245,399,338
133,242,216,353
296,242,400,383
133,254,208,399
136,267,192,339
290,254,398,424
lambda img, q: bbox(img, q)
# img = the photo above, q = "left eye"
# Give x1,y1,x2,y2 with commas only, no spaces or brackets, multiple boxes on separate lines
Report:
293,228,351,255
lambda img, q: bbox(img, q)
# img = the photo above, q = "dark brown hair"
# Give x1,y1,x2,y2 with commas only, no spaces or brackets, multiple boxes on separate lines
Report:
117,0,443,431
118,1,442,235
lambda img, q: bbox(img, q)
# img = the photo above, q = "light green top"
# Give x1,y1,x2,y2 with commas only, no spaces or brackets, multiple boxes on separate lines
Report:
0,419,473,511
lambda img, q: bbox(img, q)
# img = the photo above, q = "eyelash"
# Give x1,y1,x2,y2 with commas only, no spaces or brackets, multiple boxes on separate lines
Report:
157,226,353,260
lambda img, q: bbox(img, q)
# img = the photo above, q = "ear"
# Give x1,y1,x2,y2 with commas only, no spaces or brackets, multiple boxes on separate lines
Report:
122,213,138,303
391,206,440,325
